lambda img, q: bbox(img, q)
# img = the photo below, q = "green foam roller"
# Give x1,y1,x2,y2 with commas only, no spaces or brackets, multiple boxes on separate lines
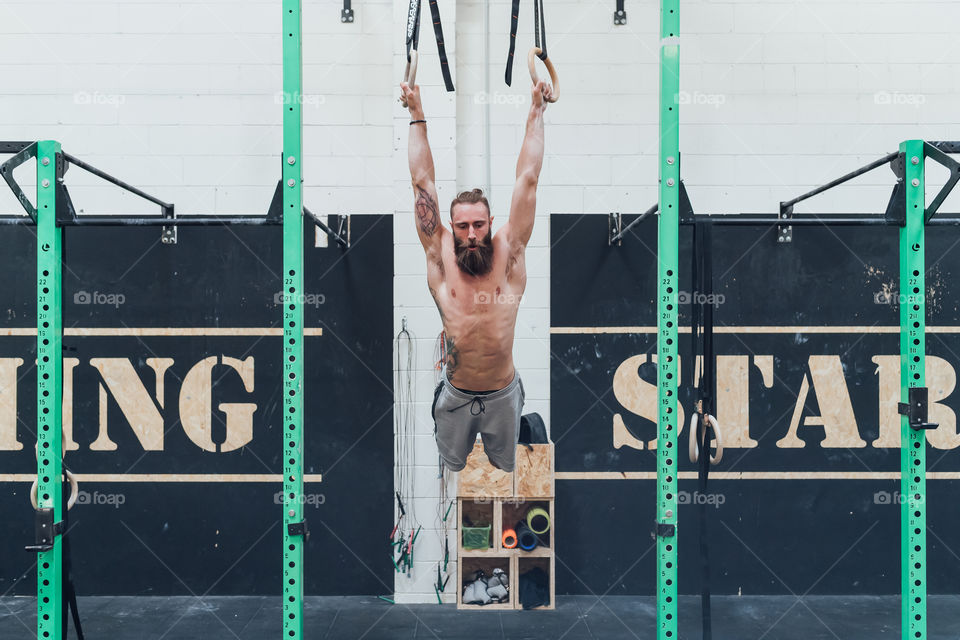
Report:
526,507,551,535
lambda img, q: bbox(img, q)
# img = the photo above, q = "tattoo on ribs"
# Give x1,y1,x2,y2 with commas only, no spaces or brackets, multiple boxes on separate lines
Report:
415,186,440,237
444,334,460,376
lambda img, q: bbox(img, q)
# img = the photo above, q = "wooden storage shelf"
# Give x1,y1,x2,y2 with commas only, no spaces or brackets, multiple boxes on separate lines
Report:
457,441,555,610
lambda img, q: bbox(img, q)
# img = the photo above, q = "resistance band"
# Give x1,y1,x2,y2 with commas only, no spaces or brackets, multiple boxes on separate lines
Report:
504,0,559,101
515,521,538,550
402,0,454,102
525,507,550,535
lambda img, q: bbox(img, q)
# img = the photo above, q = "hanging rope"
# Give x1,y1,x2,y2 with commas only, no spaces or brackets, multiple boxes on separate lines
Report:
393,318,419,576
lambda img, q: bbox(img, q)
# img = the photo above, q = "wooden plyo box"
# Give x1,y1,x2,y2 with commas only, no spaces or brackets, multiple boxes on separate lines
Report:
458,442,555,499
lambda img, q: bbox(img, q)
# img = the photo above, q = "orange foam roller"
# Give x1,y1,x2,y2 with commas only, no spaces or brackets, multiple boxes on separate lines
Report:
502,528,518,549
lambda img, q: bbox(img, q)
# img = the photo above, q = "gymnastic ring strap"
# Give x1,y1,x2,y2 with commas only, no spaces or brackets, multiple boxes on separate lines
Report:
527,47,559,103
30,469,80,511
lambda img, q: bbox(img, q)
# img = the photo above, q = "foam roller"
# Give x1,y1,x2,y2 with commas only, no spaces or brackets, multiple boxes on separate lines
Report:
526,506,551,535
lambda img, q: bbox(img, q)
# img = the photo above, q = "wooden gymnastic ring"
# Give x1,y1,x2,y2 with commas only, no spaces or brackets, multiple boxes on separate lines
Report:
688,413,723,465
30,469,79,511
527,47,558,103
401,50,419,108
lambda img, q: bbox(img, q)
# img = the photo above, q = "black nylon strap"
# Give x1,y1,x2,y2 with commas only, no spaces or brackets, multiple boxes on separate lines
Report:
60,474,85,640
505,0,521,85
407,0,420,62
534,0,547,59
691,222,714,640
505,0,547,86
427,0,455,91
406,0,421,60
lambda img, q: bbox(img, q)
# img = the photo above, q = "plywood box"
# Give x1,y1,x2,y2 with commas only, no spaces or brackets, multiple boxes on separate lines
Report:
458,442,555,498
458,443,513,498
515,444,554,498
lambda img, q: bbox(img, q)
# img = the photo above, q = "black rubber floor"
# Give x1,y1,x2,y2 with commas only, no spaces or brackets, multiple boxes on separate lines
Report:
3,595,960,639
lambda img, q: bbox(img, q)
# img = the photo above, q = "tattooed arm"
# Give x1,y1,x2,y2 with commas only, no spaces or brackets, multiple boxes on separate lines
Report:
403,81,448,260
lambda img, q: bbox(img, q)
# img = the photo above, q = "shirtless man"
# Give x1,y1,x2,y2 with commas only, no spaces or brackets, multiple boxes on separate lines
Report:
400,79,553,472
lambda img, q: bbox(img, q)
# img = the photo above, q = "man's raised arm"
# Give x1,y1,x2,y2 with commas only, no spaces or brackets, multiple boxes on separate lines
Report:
506,79,552,248
401,82,446,257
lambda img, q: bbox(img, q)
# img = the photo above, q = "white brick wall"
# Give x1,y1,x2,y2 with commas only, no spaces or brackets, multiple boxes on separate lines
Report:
2,0,959,603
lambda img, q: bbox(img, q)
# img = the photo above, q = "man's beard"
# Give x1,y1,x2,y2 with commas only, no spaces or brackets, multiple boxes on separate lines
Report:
454,233,495,277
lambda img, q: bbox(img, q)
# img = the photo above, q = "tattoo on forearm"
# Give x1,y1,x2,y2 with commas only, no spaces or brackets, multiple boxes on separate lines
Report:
415,186,440,237
445,334,460,376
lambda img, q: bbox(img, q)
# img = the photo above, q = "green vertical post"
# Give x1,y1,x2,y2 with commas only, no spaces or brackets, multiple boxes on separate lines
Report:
281,0,305,638
36,140,64,640
900,139,927,640
657,0,680,638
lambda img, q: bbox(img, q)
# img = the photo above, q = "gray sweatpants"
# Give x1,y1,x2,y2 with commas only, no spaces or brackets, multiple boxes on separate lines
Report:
432,368,526,472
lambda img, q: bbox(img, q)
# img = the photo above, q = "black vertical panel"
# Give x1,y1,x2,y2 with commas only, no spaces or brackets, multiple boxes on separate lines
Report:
551,213,960,595
0,216,393,596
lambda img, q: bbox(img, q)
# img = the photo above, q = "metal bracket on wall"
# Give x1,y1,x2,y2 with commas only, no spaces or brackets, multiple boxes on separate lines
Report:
608,203,658,246
608,212,622,246
305,209,351,249
341,0,354,22
161,204,178,244
0,141,39,220
678,180,694,225
614,0,626,24
777,203,793,243
921,142,960,223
